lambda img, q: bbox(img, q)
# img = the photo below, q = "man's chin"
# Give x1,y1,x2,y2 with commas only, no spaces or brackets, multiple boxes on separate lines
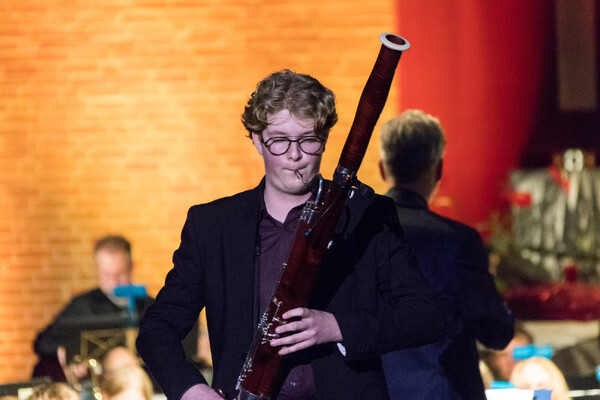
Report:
282,180,314,197
267,174,316,197
289,184,312,196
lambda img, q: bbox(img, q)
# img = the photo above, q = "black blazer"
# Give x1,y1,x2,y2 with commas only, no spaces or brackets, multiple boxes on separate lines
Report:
382,188,514,400
137,180,444,400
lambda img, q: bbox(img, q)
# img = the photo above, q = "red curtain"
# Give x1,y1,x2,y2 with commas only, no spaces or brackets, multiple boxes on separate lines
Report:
395,1,555,228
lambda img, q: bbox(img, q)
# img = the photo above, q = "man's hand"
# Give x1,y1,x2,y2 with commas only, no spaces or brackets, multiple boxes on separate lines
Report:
180,383,225,400
269,308,342,356
57,346,89,385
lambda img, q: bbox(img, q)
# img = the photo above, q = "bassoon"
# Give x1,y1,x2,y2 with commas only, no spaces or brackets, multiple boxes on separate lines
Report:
227,33,410,400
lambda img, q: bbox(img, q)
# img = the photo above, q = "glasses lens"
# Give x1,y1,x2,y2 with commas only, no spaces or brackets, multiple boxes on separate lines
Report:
299,137,323,155
267,138,291,155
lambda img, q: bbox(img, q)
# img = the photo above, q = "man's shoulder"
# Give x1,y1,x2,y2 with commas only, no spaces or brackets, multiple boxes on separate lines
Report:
346,180,394,214
341,180,401,235
187,184,262,219
59,288,115,315
350,180,392,208
428,211,482,240
398,205,480,240
70,287,106,303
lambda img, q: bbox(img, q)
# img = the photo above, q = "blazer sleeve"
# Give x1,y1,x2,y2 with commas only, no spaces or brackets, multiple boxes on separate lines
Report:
333,196,445,360
456,228,514,349
136,206,208,400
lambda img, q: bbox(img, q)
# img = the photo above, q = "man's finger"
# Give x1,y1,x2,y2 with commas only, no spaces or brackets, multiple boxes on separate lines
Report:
282,307,309,320
278,340,310,355
270,330,308,347
275,320,304,334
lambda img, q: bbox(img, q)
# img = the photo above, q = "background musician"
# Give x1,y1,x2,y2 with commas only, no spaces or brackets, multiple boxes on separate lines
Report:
32,235,154,382
136,69,444,400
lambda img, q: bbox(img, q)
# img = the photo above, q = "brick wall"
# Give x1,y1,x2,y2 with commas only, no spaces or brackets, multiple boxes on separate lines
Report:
0,0,399,383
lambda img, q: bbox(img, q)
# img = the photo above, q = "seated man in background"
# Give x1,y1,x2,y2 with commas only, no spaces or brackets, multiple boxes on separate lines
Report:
32,235,154,382
378,109,515,400
482,322,534,382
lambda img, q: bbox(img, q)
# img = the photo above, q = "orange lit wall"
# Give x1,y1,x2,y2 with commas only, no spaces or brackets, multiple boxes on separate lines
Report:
0,0,399,383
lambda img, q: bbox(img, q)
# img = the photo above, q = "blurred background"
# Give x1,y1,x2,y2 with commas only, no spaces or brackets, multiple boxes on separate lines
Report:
1,0,598,385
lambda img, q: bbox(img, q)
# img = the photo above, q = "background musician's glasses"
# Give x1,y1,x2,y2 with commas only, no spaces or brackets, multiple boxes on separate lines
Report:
260,135,325,156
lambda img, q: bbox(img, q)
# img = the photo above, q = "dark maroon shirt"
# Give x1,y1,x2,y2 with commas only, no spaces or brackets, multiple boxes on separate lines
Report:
258,200,318,400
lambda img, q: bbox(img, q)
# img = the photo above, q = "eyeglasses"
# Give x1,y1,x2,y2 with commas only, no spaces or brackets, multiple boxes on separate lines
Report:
261,136,325,156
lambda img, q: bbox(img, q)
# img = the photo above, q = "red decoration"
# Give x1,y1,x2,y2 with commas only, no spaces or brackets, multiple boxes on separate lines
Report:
508,191,533,207
503,280,600,321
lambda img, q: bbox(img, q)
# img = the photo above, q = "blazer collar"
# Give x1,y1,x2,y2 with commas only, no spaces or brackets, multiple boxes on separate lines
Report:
385,187,429,210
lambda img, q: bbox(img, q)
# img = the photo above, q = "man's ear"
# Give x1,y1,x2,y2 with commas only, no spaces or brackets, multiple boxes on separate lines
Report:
251,132,264,155
378,159,387,181
435,159,443,182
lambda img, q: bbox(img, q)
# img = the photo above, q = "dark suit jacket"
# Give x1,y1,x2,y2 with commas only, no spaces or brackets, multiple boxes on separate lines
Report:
136,180,444,400
382,188,514,400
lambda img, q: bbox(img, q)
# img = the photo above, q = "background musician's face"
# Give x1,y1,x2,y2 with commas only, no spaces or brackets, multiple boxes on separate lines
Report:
487,332,531,381
252,109,323,199
96,249,133,295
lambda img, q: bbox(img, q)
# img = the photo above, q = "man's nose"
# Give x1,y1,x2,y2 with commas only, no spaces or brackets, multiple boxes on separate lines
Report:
287,141,302,160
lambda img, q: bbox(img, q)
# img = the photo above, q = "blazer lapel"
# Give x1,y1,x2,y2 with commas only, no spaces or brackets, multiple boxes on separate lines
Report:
223,183,263,340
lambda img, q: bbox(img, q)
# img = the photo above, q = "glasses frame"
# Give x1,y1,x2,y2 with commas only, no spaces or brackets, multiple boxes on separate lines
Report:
260,135,325,156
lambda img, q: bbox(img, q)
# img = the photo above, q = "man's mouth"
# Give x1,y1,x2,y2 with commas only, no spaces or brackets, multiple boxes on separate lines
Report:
294,169,308,184
295,169,319,189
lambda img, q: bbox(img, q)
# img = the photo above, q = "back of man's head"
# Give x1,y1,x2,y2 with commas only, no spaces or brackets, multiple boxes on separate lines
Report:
380,109,446,184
